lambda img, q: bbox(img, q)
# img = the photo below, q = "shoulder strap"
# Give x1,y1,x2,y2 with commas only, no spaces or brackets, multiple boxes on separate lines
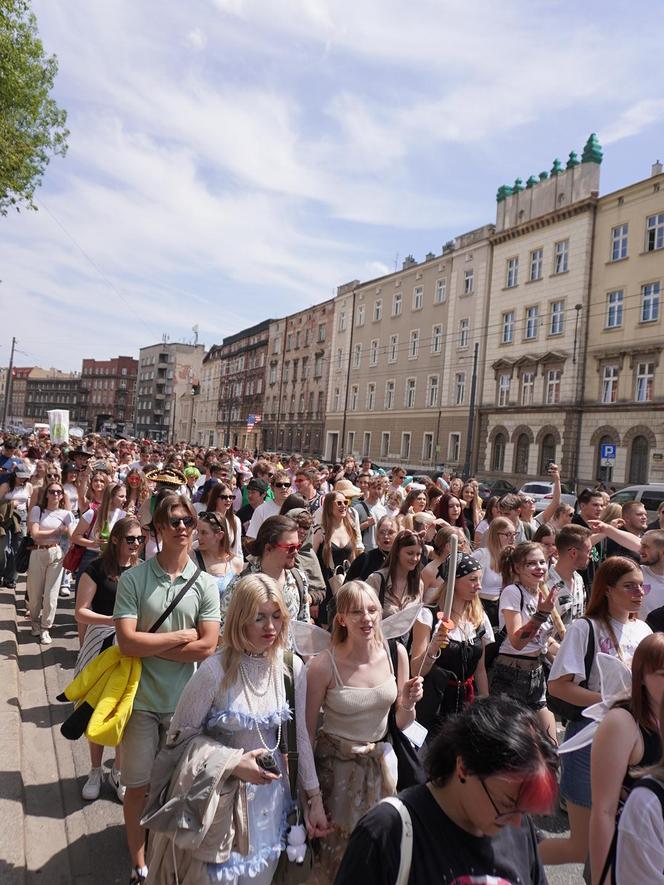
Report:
290,567,305,609
581,617,596,683
281,651,298,800
387,637,399,677
381,797,413,885
194,549,205,570
378,571,388,606
148,567,201,633
633,777,664,807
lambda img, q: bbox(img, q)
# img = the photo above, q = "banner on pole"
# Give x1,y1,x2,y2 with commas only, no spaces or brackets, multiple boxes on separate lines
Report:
48,410,70,443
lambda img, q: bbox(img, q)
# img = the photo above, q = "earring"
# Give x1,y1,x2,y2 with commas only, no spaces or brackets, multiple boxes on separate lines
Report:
459,775,466,784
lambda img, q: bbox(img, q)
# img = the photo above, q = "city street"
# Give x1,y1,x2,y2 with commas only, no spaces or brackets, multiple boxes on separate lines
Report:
1,579,583,885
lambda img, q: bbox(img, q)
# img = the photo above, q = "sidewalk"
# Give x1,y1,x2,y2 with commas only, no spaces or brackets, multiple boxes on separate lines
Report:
0,580,127,885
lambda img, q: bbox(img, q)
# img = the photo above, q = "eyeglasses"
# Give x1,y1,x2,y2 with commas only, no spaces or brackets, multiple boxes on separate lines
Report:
498,531,517,540
123,535,144,545
47,488,63,495
274,542,302,554
218,494,234,501
46,473,60,479
335,500,348,508
169,516,195,528
274,482,291,489
522,498,535,506
479,778,525,823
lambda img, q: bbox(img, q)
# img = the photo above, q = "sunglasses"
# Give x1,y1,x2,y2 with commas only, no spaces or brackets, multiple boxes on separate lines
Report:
218,494,234,501
169,516,195,528
335,499,348,507
124,535,144,545
274,482,291,489
274,542,302,554
47,488,64,495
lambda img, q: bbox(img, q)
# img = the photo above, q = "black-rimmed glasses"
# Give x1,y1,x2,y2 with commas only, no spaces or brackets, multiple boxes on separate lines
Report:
479,778,525,823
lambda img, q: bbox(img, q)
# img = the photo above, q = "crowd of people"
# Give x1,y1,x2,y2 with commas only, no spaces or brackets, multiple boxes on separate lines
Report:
2,430,664,884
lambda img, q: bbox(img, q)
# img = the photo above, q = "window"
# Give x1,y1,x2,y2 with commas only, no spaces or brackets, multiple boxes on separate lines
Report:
629,435,650,483
338,311,347,332
362,432,371,457
318,323,326,342
521,371,535,406
283,361,290,382
636,362,654,402
431,324,443,354
381,432,390,458
405,378,416,408
641,282,660,322
413,287,423,310
448,432,461,462
347,431,355,454
458,318,469,348
601,365,619,403
408,329,420,359
384,380,395,409
491,432,506,471
301,357,309,380
401,432,411,460
455,372,466,405
426,375,439,407
350,385,359,411
502,311,515,344
422,432,434,462
356,304,365,327
498,374,511,406
298,392,305,411
335,348,343,370
269,363,278,385
529,248,543,281
611,223,628,261
515,434,530,475
369,339,379,366
525,306,539,340
646,213,664,252
464,269,474,294
545,369,562,404
373,299,383,322
295,330,301,349
286,332,292,351
388,334,399,363
392,293,402,317
550,301,564,335
554,239,569,274
333,387,341,411
506,257,519,288
366,382,376,410
434,279,447,304
606,290,624,328
314,355,323,377
539,434,556,474
352,343,362,368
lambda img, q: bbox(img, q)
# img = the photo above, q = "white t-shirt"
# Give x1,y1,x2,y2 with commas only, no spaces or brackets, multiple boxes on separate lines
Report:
63,482,79,516
81,507,127,552
617,778,664,884
473,547,503,601
640,567,664,617
548,616,652,692
474,518,490,545
498,583,554,656
417,606,495,645
28,506,74,544
246,498,282,539
547,565,585,626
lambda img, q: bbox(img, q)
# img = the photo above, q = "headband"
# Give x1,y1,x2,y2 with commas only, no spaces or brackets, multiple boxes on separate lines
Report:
438,551,482,581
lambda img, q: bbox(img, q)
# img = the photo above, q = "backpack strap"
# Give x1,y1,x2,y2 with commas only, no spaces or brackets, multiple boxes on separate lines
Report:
148,567,201,633
581,617,596,685
281,651,298,800
378,571,388,607
381,797,413,885
290,567,305,612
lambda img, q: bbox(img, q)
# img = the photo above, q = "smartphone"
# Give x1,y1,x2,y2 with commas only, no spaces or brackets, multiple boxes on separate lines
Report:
256,752,281,776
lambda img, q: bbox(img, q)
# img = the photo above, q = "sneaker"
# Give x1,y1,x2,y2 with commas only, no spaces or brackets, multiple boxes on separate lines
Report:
59,587,72,598
81,767,103,801
129,866,148,884
30,623,41,637
109,767,126,802
40,630,52,645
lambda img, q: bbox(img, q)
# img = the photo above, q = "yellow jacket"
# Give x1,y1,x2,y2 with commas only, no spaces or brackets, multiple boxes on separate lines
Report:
61,645,142,746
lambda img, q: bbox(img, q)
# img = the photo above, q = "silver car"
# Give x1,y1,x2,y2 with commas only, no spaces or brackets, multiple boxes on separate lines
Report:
610,484,664,521
519,481,577,513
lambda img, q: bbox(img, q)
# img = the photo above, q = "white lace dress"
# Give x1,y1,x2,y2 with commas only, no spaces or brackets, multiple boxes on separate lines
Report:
168,650,319,882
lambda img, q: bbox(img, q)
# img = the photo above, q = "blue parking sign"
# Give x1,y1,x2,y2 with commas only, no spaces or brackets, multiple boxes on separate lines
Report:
600,443,616,466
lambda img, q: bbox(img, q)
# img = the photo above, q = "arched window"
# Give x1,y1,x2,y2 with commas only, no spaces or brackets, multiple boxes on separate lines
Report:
515,434,530,475
539,434,556,475
596,434,614,483
491,432,506,472
628,435,649,484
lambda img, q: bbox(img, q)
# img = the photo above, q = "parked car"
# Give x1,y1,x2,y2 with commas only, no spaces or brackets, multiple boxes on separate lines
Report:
519,481,577,513
477,479,518,502
610,484,664,520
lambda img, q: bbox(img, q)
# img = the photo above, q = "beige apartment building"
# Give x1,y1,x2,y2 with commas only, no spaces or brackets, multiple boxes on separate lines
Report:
262,300,334,456
194,344,223,446
477,136,602,485
218,320,270,451
136,341,205,441
323,226,493,471
578,162,664,486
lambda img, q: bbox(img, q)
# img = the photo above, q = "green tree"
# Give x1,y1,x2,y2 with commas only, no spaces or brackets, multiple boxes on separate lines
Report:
0,0,69,215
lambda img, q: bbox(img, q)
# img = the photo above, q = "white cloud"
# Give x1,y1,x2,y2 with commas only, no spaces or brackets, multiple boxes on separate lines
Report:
185,28,207,50
601,99,664,145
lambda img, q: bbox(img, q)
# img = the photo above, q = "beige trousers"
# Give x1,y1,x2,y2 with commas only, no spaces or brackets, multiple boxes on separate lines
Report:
26,546,64,629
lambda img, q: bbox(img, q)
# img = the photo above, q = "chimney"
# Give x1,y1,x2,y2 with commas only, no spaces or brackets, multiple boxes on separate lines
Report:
402,255,417,269
652,160,663,176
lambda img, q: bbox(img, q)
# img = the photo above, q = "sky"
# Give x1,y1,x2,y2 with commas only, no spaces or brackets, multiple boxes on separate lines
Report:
2,0,664,372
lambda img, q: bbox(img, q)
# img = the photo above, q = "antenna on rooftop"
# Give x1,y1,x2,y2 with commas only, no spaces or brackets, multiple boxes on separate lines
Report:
192,324,199,346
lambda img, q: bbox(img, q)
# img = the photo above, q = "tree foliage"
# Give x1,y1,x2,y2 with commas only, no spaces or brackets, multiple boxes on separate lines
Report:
0,0,69,215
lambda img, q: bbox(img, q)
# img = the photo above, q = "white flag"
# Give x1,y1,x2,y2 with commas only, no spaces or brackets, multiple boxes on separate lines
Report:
48,410,70,444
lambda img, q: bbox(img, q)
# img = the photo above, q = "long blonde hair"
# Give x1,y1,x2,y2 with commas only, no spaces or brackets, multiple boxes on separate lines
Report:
220,574,290,692
485,516,514,573
331,581,385,647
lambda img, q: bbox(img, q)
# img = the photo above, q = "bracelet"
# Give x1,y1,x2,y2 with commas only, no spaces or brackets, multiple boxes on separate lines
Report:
427,649,442,660
306,789,321,804
532,612,548,623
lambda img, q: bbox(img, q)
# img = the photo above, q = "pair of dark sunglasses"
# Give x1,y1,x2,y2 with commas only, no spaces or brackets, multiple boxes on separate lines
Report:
274,482,291,489
169,516,195,529
124,535,144,546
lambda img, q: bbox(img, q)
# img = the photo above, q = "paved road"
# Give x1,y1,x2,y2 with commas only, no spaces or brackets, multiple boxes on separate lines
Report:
1,579,584,884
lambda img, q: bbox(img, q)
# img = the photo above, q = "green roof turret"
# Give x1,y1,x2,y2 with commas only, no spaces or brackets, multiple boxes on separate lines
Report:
526,175,538,188
566,151,580,169
513,177,524,193
539,171,549,181
581,133,603,164
550,158,563,176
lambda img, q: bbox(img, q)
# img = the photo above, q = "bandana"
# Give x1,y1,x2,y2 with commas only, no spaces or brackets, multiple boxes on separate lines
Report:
438,551,482,582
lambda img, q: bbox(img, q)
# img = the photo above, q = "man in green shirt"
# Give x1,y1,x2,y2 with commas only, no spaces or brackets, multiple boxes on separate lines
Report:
114,495,220,885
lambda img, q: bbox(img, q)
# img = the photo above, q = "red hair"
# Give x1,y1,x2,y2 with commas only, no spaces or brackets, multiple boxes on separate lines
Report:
516,765,558,815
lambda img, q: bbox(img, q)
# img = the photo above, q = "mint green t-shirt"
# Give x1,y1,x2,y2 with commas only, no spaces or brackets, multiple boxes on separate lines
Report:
113,557,220,714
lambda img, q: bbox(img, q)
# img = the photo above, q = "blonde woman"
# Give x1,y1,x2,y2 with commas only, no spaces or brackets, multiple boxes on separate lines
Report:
313,491,362,624
149,574,329,885
473,516,517,627
305,581,423,883
194,511,243,597
71,481,127,599
421,525,465,605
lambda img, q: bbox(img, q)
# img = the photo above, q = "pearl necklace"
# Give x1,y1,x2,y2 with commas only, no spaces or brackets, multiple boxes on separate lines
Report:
239,658,282,753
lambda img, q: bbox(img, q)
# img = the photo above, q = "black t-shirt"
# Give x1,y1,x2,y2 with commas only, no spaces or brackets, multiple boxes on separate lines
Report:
334,784,546,885
605,536,640,563
647,605,664,634
236,503,255,533
83,557,128,615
